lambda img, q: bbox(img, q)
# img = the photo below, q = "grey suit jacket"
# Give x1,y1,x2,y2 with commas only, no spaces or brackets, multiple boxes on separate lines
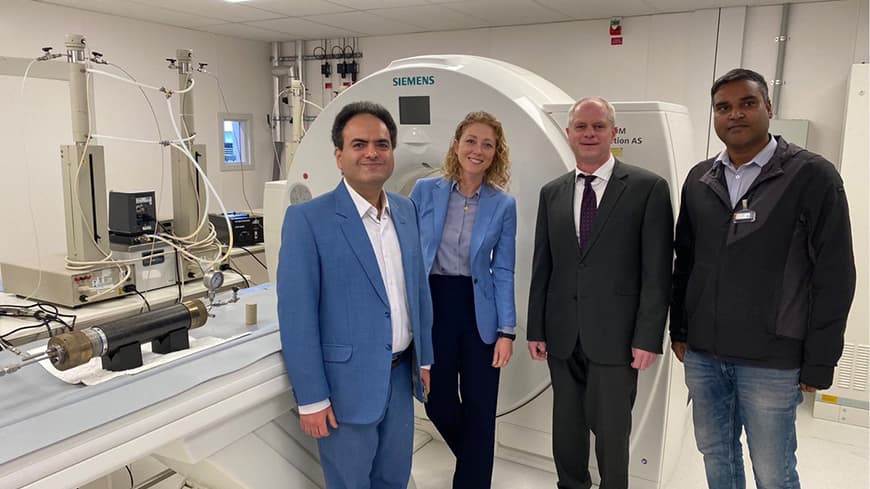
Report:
526,160,674,364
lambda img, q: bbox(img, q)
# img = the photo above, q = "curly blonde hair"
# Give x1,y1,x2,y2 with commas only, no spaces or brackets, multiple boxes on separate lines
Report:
441,111,510,189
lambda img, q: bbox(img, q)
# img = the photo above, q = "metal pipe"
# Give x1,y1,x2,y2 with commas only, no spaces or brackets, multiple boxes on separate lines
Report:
47,300,207,371
771,3,790,118
65,34,89,144
279,43,292,155
296,40,304,94
272,42,284,180
0,349,56,377
290,79,304,146
271,42,282,143
176,49,195,145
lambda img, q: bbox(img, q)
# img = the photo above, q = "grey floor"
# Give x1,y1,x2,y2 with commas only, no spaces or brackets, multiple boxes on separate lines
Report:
411,398,869,489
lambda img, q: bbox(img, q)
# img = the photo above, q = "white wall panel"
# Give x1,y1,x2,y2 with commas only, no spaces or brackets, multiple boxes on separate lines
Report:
0,0,273,265
777,0,865,163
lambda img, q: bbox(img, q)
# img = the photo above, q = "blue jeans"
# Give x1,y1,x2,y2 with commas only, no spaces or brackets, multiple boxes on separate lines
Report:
684,349,803,489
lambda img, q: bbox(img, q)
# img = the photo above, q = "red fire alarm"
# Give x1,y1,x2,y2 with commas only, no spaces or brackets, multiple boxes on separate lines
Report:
610,17,622,36
611,37,623,46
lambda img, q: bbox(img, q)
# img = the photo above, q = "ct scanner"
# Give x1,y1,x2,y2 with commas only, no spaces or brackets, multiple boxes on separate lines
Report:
264,54,696,489
0,54,695,489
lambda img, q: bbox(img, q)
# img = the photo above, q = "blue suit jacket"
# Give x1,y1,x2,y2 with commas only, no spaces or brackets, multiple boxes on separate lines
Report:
409,177,517,344
276,181,434,425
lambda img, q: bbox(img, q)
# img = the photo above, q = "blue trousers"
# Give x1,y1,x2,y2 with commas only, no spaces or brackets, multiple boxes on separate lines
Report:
317,354,414,489
426,275,501,489
685,349,803,489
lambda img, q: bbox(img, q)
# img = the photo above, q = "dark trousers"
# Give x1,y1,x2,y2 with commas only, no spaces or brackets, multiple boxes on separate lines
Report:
547,338,637,489
426,275,501,489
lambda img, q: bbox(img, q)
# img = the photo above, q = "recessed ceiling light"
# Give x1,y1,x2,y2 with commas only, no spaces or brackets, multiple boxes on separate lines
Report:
224,0,250,3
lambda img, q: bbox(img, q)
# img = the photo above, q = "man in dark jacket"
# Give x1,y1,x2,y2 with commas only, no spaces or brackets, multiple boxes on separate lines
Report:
670,68,856,489
528,97,673,489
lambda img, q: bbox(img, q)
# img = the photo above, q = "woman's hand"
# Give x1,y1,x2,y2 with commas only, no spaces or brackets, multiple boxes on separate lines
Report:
492,337,513,368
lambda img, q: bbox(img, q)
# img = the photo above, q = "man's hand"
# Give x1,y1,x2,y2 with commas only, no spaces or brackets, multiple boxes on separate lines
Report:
800,383,817,393
492,337,513,368
528,341,548,360
299,406,338,438
631,347,658,370
420,368,430,396
671,341,687,363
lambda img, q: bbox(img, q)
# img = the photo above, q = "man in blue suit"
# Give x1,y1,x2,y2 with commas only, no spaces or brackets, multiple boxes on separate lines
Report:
277,101,433,489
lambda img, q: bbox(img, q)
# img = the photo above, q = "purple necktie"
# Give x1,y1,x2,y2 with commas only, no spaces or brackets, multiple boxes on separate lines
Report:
578,174,597,250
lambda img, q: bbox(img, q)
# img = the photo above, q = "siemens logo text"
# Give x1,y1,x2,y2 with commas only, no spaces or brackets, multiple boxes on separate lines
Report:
392,76,435,86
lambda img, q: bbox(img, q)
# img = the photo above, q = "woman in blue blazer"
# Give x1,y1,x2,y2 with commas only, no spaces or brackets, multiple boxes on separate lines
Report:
409,111,517,489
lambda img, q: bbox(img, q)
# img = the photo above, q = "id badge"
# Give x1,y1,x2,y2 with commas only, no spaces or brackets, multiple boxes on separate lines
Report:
733,209,756,223
733,198,756,223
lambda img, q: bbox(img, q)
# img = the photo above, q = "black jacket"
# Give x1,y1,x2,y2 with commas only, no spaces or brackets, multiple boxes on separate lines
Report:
528,160,674,364
670,136,856,388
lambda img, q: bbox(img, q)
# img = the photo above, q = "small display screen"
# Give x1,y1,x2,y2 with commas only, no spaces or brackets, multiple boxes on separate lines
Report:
399,96,431,125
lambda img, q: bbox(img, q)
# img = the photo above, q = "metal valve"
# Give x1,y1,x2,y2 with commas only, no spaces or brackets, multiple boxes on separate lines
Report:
90,51,107,64
37,46,62,61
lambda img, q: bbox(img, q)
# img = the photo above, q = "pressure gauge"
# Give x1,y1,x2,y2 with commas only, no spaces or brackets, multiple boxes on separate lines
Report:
203,270,224,291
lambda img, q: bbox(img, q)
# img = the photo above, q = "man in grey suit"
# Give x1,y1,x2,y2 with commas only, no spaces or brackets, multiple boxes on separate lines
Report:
527,97,673,489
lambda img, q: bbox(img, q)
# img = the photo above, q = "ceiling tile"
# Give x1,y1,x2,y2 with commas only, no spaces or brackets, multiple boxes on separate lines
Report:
195,22,290,41
131,0,283,22
442,0,570,26
535,0,656,19
304,11,427,36
36,0,228,28
329,0,430,9
248,16,364,39
197,23,292,42
644,0,723,12
751,0,820,5
239,0,354,16
367,5,490,31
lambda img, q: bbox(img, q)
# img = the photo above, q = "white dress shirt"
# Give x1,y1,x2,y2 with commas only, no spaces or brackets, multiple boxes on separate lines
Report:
298,181,413,415
574,154,615,241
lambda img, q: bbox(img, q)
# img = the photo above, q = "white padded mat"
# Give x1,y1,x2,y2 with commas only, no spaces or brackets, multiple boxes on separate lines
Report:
31,333,249,386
